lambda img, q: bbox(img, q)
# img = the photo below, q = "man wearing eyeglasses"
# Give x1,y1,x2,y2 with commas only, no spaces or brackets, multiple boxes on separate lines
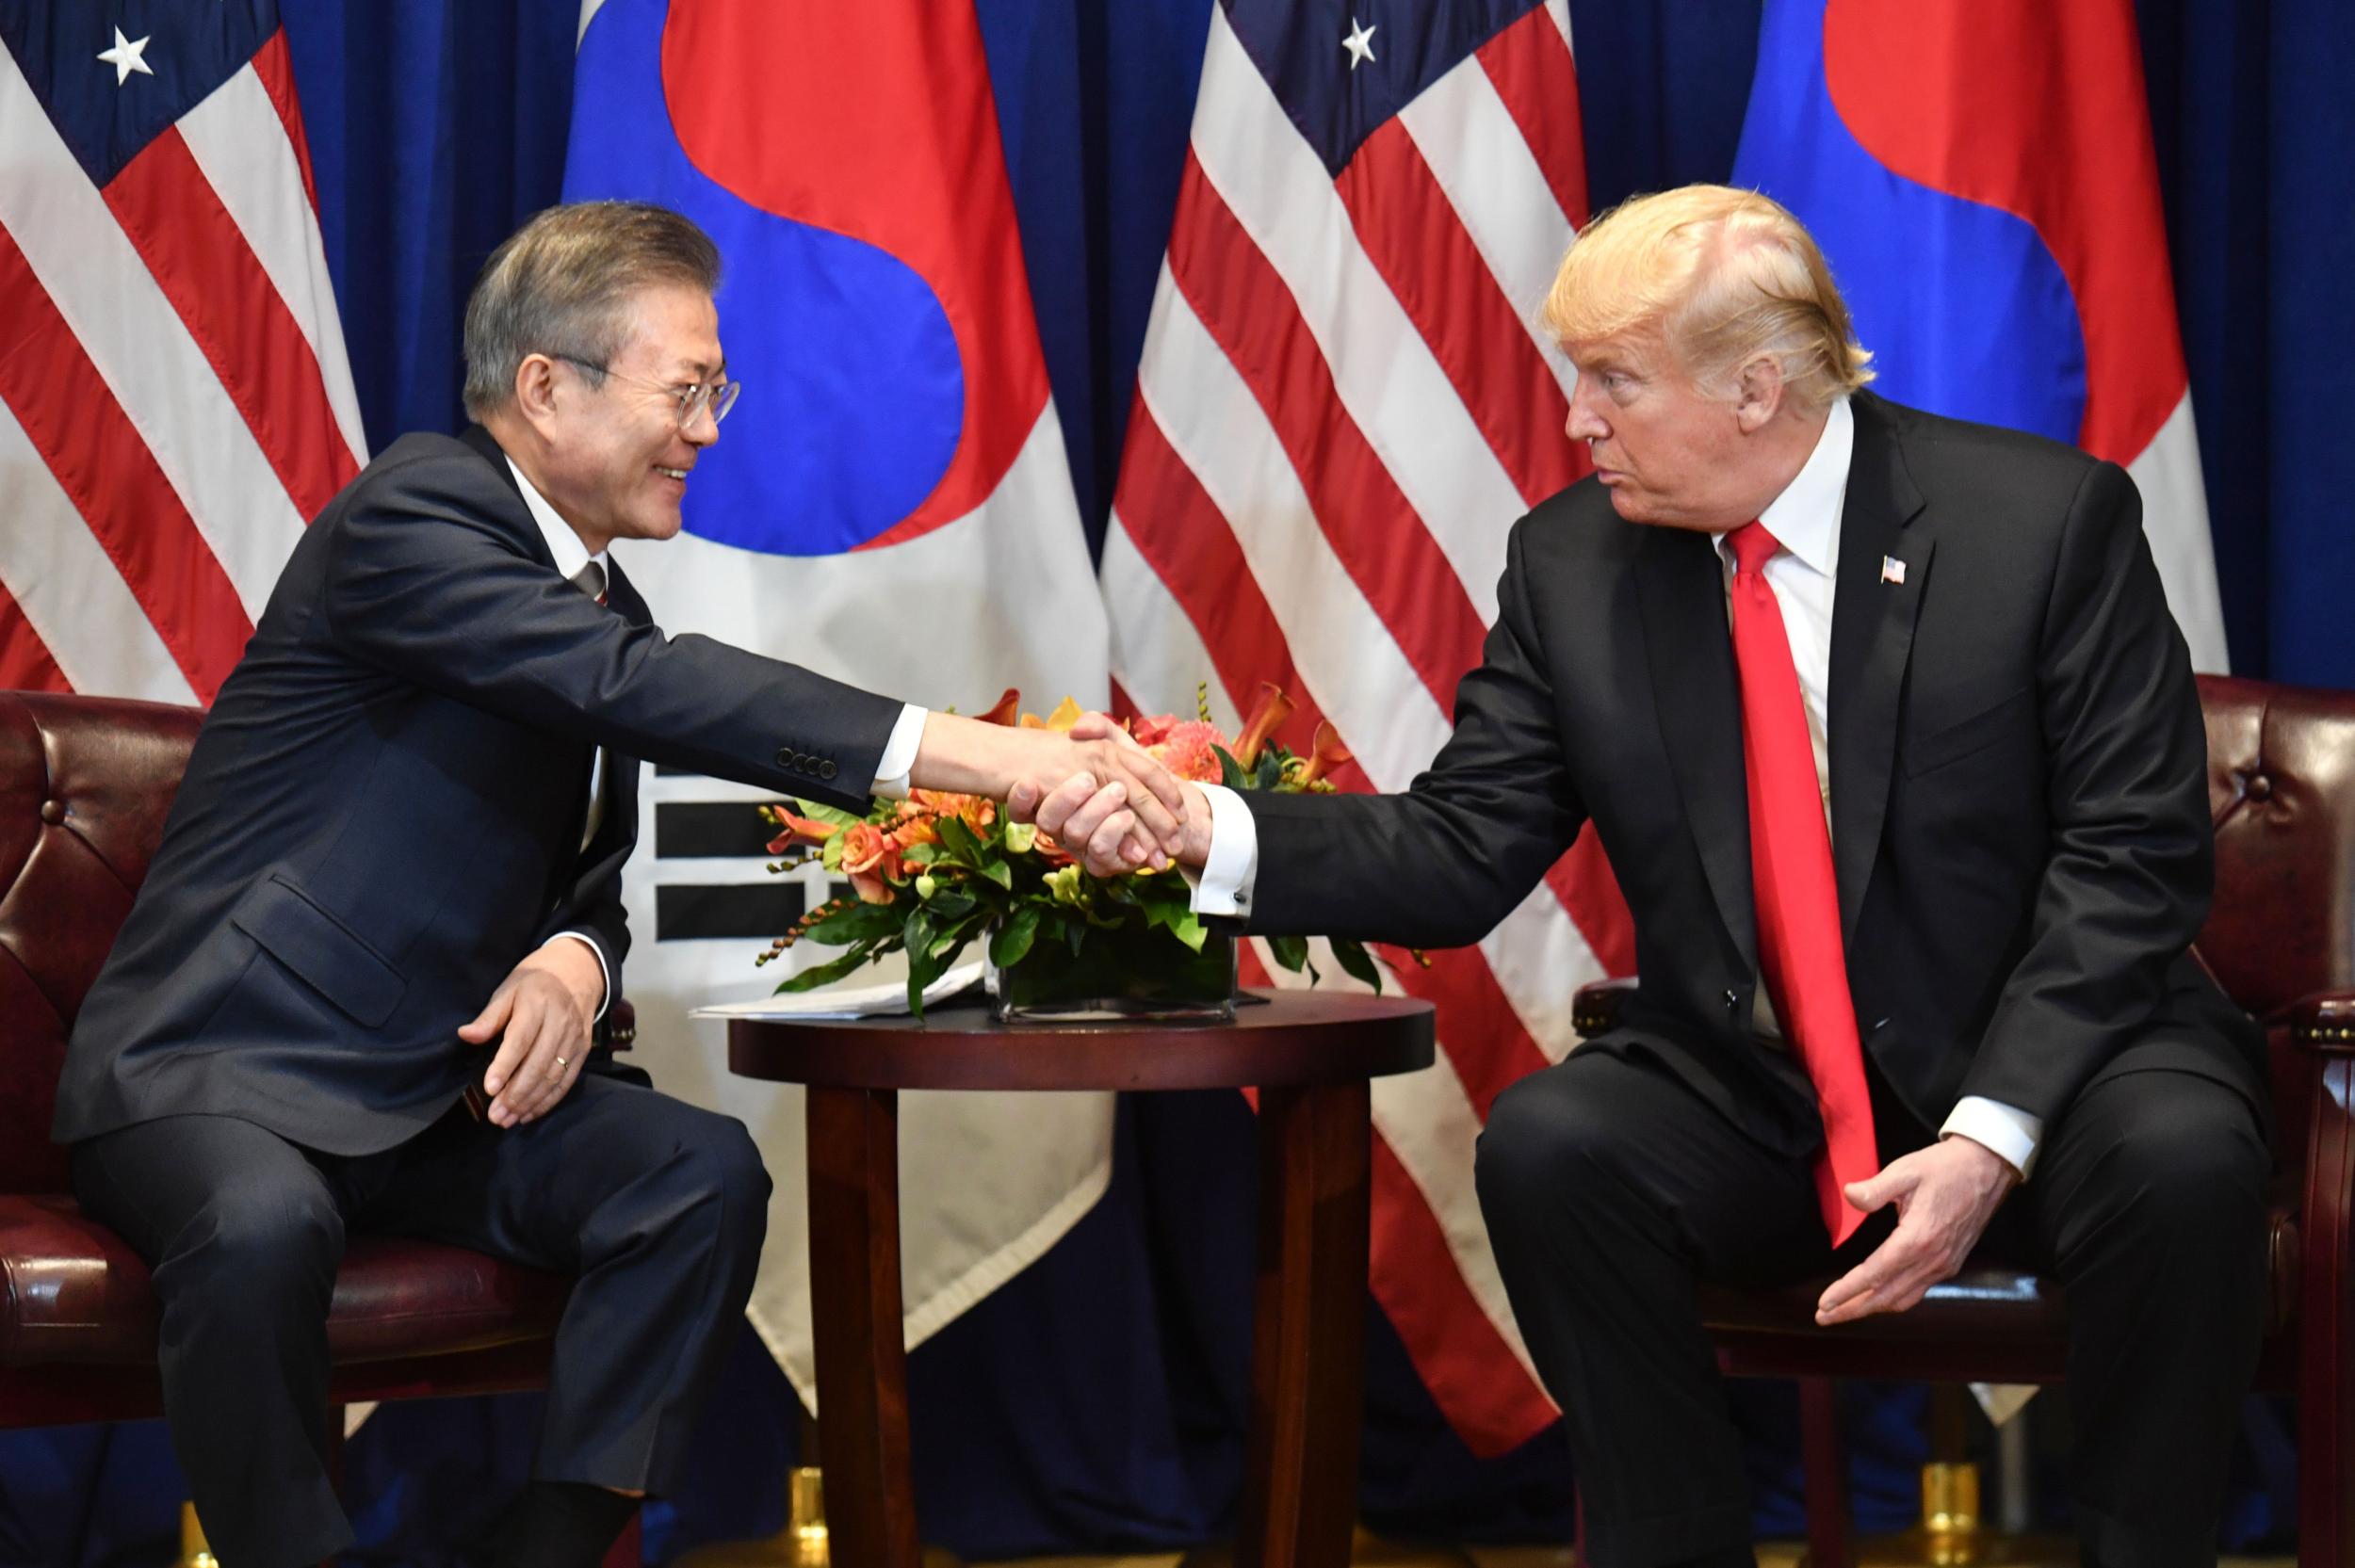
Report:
52,201,1185,1568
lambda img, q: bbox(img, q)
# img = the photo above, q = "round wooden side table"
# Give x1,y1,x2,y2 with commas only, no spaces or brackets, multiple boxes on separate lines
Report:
727,991,1436,1568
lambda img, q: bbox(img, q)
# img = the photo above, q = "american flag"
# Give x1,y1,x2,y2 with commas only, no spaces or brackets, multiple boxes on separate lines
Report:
1105,0,1631,1455
0,1,364,703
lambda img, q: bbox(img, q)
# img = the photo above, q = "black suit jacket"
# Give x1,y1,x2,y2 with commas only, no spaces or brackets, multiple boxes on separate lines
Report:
56,425,903,1155
1245,392,2264,1156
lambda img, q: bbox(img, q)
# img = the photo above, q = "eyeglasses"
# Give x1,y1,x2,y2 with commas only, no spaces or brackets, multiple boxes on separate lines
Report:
551,353,741,430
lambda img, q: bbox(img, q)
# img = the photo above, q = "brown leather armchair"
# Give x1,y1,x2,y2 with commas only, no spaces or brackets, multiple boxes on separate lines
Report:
0,690,639,1554
1571,673,2355,1565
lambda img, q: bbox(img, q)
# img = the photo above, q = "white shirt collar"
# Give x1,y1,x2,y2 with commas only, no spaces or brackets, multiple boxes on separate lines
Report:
505,455,609,584
1728,395,1854,576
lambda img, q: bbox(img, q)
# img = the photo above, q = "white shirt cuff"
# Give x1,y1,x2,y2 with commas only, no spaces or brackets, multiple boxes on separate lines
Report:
1941,1095,2042,1181
1185,782,1259,918
540,931,611,1023
871,704,928,800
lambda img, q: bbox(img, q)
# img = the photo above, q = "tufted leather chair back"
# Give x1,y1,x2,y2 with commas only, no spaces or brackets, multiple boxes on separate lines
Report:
2199,674,2355,1013
2198,674,2355,1176
0,692,203,1197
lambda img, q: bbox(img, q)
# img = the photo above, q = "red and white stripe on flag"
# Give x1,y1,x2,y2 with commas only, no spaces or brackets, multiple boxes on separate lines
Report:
0,19,365,704
1106,0,1632,1456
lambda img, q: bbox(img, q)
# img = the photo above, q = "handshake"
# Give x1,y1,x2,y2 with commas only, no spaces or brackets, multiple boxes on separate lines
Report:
913,708,1210,880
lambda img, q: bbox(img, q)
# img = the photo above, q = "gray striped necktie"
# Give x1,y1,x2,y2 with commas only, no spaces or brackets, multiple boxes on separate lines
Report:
570,560,608,605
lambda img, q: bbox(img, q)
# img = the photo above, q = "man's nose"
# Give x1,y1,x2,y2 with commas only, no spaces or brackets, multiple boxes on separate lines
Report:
1564,388,1607,444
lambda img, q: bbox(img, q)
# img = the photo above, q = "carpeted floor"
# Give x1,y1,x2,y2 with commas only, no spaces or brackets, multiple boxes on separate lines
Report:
974,1546,2297,1568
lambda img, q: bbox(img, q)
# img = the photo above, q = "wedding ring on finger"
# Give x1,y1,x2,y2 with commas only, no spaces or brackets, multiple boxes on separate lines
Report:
554,1055,569,1070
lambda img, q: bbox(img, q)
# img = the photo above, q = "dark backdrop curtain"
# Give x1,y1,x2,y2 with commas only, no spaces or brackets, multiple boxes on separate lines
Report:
5,2,2347,1561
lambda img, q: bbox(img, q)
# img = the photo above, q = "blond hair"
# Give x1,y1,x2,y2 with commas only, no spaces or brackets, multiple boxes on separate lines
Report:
1542,185,1873,410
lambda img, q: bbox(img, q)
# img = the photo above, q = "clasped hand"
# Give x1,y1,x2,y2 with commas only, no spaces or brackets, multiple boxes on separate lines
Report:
1814,1135,2019,1325
1008,712,1213,877
999,712,1202,873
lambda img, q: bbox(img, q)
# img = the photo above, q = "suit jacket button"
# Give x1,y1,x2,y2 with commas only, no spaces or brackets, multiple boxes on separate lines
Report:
775,746,794,768
819,760,837,780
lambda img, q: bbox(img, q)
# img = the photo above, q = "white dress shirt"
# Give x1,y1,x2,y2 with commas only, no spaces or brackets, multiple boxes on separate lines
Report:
504,459,928,1019
1187,399,2045,1179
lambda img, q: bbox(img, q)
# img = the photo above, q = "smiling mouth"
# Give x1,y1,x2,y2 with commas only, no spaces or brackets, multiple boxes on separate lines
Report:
655,467,689,481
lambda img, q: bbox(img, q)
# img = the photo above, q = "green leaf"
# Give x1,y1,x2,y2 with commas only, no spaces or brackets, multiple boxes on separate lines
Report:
936,815,985,867
772,945,878,992
1254,749,1284,791
927,891,979,920
976,856,1014,892
902,910,934,973
799,899,901,946
905,919,970,1017
989,905,1041,967
820,835,845,872
1167,907,1210,954
1331,938,1383,994
1212,744,1250,791
901,842,939,865
1266,933,1310,973
791,800,868,829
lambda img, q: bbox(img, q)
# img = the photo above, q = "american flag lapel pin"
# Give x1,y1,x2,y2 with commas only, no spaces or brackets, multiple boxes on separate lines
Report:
1880,556,1907,586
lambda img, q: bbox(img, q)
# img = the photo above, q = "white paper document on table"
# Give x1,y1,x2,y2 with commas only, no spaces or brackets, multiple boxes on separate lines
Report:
690,962,985,1021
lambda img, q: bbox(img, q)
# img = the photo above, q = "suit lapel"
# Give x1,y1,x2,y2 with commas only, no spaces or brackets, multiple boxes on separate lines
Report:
1826,394,1929,944
1635,523,1756,971
576,560,650,881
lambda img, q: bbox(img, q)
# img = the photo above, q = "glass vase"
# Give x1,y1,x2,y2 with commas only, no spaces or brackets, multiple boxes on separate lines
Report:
985,918,1238,1023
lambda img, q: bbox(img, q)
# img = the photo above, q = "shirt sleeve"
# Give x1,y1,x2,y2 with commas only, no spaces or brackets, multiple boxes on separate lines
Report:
1184,782,1260,918
1941,1095,2044,1181
870,704,929,800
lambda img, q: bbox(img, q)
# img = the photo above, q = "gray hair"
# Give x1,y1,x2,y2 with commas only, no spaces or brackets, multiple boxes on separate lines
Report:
461,201,722,418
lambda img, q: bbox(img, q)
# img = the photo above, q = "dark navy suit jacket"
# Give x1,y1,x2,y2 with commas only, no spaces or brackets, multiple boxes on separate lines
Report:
1242,393,2265,1154
56,426,902,1155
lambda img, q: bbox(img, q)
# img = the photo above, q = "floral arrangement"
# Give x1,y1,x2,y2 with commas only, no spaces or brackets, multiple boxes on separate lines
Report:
756,683,1380,1015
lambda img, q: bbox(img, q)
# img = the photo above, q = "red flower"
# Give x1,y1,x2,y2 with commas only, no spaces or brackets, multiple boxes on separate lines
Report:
977,687,1023,726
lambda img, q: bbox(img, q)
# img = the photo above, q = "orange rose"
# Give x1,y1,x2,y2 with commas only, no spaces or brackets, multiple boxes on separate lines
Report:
839,821,897,904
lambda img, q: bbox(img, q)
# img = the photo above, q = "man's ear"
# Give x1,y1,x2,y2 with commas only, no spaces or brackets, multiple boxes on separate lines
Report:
1733,356,1786,434
512,353,562,433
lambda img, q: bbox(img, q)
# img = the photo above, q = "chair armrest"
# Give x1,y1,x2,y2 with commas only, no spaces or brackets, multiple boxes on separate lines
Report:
2270,991,2355,1054
1573,977,1639,1038
601,997,638,1054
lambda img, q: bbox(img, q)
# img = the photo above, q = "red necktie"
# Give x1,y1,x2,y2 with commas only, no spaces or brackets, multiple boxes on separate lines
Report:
1727,522,1877,1244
